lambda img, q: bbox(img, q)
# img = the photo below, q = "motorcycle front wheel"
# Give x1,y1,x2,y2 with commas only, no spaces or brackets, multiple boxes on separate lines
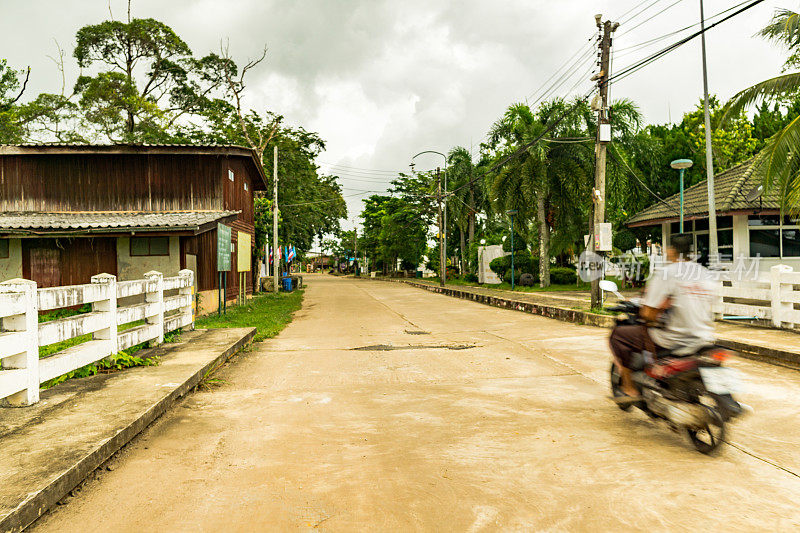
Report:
687,405,726,455
609,363,633,412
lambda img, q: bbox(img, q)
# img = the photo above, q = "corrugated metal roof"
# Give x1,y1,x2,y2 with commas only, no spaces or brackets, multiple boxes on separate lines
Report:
626,159,779,226
0,210,240,233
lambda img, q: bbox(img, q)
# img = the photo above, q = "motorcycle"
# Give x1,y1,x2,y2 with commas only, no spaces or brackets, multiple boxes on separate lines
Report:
600,279,748,454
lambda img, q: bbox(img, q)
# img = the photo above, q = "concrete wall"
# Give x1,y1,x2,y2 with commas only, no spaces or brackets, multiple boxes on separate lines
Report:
0,239,22,282
117,237,180,281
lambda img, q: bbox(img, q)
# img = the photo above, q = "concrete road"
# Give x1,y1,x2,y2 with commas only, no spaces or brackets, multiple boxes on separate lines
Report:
32,275,800,532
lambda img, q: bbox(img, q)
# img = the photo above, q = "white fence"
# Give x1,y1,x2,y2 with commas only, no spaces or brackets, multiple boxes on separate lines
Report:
0,269,194,406
713,265,800,330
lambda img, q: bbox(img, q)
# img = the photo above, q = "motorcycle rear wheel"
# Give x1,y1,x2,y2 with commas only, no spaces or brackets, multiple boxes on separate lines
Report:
687,405,726,455
609,363,633,412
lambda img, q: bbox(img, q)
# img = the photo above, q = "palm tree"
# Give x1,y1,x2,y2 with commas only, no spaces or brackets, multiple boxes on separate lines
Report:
723,8,800,209
488,99,592,286
447,146,485,272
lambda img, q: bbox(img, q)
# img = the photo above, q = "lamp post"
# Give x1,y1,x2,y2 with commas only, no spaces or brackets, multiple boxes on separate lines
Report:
411,150,448,285
507,209,518,290
670,159,693,233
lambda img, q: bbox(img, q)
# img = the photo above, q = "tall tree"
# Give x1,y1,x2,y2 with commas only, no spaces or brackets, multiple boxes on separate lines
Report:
0,60,29,143
73,2,231,141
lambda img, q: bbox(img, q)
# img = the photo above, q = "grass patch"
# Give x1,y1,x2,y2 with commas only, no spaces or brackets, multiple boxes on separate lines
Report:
195,290,304,342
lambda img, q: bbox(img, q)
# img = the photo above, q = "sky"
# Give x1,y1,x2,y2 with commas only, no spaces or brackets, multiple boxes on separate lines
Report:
0,0,788,230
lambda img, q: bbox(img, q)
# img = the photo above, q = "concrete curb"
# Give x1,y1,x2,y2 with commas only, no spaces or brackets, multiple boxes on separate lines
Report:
376,278,800,369
385,279,616,328
0,327,256,533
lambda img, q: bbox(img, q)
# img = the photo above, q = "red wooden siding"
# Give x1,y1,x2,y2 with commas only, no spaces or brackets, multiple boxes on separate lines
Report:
22,238,117,288
0,154,225,212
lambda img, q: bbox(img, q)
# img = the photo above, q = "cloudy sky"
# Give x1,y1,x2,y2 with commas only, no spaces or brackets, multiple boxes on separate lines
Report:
0,0,788,228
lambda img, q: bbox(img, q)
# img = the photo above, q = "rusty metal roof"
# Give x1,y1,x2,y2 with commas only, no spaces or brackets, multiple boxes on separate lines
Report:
626,159,780,226
0,210,240,234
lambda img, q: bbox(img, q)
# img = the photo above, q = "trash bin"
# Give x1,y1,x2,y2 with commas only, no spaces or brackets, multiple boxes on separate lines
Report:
282,277,293,292
415,270,423,278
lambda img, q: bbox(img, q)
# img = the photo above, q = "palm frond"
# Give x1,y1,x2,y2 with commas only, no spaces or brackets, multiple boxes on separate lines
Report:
720,71,800,124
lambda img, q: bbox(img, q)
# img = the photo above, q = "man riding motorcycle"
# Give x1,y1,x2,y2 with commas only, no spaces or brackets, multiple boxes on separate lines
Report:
609,233,717,402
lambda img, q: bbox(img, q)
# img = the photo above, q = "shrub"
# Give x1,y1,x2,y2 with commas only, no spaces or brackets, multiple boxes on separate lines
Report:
489,256,509,280
550,266,577,285
465,273,478,283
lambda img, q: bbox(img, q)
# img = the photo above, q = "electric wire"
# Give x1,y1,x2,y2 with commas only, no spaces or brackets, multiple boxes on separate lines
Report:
607,0,766,87
617,0,687,37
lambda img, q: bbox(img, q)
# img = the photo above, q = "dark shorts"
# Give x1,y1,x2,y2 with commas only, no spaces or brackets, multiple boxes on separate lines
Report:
609,324,661,369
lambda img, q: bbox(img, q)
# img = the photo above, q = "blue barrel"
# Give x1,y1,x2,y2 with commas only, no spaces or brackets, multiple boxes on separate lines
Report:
282,277,293,292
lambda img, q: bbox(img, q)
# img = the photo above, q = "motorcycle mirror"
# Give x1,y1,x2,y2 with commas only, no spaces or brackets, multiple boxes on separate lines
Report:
599,279,617,292
599,279,625,301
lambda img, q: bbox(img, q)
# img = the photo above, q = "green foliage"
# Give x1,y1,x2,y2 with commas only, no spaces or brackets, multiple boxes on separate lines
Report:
41,348,159,389
360,194,427,273
196,290,303,342
549,266,577,285
501,232,527,252
0,59,26,143
613,228,638,253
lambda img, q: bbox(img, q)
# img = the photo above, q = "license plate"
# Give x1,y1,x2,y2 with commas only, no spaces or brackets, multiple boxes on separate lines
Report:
699,367,742,394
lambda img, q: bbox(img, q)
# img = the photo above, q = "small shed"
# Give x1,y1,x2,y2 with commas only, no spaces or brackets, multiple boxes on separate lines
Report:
0,144,266,314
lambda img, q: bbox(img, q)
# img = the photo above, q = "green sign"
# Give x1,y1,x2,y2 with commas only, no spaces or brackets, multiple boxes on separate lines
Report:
217,223,232,272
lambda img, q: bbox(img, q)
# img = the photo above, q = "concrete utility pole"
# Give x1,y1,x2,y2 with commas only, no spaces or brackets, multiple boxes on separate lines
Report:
437,167,446,287
590,16,618,310
273,146,279,292
700,0,718,262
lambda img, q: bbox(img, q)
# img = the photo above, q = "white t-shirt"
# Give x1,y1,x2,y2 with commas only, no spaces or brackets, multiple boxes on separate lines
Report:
643,261,717,354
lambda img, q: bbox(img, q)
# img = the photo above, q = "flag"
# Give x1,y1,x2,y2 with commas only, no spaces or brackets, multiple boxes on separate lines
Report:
269,246,273,264
288,245,296,262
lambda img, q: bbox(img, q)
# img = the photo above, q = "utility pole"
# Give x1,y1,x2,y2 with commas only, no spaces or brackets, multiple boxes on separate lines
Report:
437,167,446,287
700,0,718,262
353,225,358,276
273,146,279,292
590,16,618,310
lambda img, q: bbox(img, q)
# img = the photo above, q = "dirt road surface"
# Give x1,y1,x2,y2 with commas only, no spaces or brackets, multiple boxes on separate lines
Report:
31,275,800,532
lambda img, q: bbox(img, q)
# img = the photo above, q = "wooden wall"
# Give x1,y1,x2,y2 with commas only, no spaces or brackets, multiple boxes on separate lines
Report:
22,238,117,288
0,154,225,212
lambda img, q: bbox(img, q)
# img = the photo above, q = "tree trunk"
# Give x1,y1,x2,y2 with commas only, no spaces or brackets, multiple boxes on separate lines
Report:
459,227,466,275
537,195,550,287
468,187,476,272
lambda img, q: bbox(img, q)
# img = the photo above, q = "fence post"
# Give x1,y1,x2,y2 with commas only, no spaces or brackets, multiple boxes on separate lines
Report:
770,265,793,328
179,269,195,331
91,273,118,357
0,279,39,406
144,271,164,345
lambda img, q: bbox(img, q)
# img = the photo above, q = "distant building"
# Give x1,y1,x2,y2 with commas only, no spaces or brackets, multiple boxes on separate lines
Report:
627,159,800,271
0,144,266,313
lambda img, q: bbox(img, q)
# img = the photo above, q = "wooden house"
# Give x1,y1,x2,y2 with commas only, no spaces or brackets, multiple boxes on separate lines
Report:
0,144,266,314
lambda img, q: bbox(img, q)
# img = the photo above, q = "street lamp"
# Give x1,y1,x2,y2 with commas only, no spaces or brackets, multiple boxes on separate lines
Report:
412,150,448,286
670,159,693,233
507,209,518,290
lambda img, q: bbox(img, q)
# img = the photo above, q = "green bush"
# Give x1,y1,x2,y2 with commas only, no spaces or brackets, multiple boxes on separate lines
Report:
489,256,509,280
550,266,577,285
465,273,478,283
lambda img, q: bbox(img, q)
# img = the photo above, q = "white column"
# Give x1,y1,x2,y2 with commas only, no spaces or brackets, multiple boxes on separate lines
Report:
0,279,39,406
179,268,195,331
144,271,165,345
91,273,118,356
770,265,793,328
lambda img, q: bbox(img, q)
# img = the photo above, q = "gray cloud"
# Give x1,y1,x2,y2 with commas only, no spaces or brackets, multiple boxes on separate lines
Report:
0,0,788,228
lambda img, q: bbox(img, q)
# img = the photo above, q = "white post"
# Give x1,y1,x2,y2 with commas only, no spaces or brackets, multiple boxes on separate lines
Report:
0,279,39,406
179,268,195,331
770,265,793,328
144,271,165,345
91,273,118,357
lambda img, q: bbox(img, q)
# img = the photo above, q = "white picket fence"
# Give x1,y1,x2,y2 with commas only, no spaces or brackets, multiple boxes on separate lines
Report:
0,270,194,406
713,265,800,329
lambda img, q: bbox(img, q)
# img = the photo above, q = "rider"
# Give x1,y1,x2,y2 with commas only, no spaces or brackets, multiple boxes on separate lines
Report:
609,233,717,400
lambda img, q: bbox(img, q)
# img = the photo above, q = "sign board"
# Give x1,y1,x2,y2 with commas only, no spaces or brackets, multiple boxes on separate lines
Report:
237,231,252,272
217,223,232,272
595,222,613,252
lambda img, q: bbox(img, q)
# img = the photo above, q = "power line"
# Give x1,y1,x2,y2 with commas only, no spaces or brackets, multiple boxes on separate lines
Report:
607,0,766,87
617,0,687,37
